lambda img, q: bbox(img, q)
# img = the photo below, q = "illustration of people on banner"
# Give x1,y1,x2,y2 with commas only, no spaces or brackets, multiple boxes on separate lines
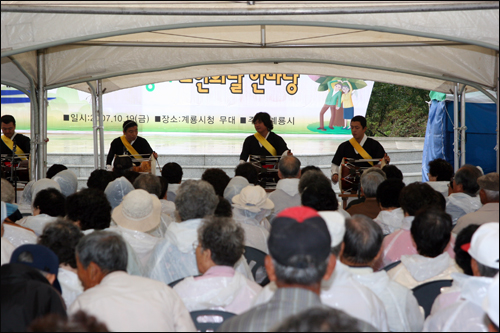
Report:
309,76,368,133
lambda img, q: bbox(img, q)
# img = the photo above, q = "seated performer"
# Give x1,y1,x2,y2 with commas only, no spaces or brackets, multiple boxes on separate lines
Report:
1,115,30,160
106,120,157,169
331,116,389,183
239,112,291,163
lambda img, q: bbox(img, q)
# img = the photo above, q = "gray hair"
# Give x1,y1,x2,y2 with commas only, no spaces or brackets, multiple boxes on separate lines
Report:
273,307,361,332
76,231,128,274
343,215,383,265
483,189,499,202
299,170,330,194
360,169,386,198
175,180,219,221
133,173,161,198
1,178,15,203
273,255,329,286
279,156,301,178
197,216,245,266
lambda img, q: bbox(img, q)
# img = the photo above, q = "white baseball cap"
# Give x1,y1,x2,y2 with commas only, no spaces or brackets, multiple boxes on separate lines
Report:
318,211,345,247
468,222,499,269
483,273,499,327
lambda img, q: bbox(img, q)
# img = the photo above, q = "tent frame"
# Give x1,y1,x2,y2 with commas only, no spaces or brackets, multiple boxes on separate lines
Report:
1,3,498,178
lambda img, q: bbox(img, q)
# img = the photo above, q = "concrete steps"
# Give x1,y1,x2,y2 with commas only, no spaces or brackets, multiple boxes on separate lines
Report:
48,149,423,190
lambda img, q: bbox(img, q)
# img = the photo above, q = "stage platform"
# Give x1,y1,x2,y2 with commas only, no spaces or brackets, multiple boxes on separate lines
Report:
37,131,425,190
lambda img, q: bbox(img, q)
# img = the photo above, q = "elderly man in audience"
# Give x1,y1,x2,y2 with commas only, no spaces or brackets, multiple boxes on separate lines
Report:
218,206,375,332
251,210,388,331
161,162,183,202
426,158,454,197
146,180,219,284
104,176,134,210
108,189,162,271
341,214,424,332
133,173,172,237
380,182,454,269
38,219,84,308
424,223,499,332
69,231,195,332
173,216,262,314
19,178,61,215
454,172,499,234
373,179,405,235
232,185,273,253
86,169,117,192
224,162,258,203
446,164,483,224
347,167,386,219
1,244,67,331
299,170,350,219
66,188,112,232
268,156,302,221
17,188,66,236
202,168,231,197
388,208,461,289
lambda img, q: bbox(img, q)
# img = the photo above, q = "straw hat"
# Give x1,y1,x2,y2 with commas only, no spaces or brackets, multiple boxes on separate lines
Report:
112,189,161,233
232,185,274,213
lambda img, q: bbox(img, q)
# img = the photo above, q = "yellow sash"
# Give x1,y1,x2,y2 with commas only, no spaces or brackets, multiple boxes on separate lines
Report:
120,135,142,160
1,135,27,160
254,132,277,156
349,138,373,166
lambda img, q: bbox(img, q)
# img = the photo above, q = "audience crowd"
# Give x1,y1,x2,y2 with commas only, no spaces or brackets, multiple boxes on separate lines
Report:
1,156,498,332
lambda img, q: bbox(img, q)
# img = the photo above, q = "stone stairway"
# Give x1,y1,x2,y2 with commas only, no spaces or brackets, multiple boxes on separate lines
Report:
48,149,423,191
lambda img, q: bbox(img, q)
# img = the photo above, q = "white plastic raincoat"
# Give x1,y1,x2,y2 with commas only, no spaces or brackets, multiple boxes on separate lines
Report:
350,266,424,332
388,252,462,289
423,275,492,332
173,267,261,314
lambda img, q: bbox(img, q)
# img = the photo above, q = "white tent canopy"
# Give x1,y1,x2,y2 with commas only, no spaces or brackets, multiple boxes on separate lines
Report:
1,1,499,177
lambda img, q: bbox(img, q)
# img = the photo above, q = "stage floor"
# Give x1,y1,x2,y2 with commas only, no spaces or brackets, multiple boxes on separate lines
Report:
25,131,425,155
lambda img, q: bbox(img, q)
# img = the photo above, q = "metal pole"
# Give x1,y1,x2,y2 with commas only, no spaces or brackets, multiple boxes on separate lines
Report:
496,54,499,173
97,80,105,169
453,84,460,171
87,82,99,170
29,87,38,181
36,50,46,180
460,87,467,167
2,3,498,15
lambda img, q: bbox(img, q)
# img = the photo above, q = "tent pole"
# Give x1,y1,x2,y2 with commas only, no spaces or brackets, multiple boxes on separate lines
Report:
36,50,47,180
87,82,99,170
8,56,39,181
460,86,467,167
97,80,105,169
453,84,460,172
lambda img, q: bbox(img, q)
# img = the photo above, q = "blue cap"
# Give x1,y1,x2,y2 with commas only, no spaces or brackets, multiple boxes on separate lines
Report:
10,244,62,294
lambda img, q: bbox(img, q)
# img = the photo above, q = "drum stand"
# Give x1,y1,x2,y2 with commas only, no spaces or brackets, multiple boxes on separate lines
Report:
249,155,281,190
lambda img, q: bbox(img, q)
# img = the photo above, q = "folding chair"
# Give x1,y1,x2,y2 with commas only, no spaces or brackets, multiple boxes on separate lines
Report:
412,279,453,318
190,310,236,332
244,246,270,286
382,260,401,272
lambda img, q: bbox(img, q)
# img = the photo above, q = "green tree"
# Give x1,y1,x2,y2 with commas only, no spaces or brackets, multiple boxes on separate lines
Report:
366,83,430,137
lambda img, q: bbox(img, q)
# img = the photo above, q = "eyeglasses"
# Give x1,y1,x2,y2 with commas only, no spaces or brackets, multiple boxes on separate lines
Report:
192,241,199,251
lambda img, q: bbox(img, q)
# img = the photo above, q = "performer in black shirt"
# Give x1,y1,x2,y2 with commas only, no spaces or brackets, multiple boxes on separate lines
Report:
331,115,390,183
1,115,30,160
106,120,157,168
239,112,291,162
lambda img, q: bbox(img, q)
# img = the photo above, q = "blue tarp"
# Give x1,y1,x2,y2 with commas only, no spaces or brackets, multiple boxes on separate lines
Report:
422,101,448,182
422,100,497,181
